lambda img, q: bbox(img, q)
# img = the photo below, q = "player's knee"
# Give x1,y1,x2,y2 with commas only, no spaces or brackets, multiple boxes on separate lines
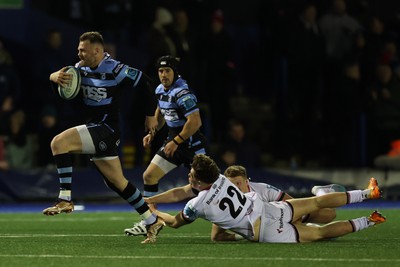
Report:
143,171,159,184
314,196,326,209
317,208,337,223
50,135,62,153
325,209,337,222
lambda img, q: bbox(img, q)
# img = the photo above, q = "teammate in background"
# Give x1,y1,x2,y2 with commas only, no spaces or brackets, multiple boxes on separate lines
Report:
125,55,208,233
155,154,386,243
44,31,163,244
142,55,208,197
124,164,345,237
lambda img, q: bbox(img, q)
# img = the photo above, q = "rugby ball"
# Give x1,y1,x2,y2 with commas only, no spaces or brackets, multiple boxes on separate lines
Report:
58,66,81,100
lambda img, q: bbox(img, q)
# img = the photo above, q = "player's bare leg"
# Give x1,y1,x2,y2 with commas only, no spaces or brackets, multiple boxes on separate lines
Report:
43,127,82,216
295,210,386,242
288,180,381,223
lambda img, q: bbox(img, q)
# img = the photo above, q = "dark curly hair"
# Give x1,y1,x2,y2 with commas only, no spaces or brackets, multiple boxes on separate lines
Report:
191,154,220,184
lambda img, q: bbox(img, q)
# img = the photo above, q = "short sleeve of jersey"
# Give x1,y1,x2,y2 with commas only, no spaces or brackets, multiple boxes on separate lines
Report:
250,182,284,202
182,200,198,222
175,89,198,116
123,66,143,87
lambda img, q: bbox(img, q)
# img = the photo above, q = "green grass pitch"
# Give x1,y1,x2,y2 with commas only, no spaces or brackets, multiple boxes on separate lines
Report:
0,209,399,267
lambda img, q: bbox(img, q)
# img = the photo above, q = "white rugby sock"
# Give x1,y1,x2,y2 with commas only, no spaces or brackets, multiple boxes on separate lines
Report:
346,189,371,203
350,217,373,232
59,190,72,201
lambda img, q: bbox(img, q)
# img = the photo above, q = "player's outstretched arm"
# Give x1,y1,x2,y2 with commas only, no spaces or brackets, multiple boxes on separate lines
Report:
156,210,190,229
146,184,195,204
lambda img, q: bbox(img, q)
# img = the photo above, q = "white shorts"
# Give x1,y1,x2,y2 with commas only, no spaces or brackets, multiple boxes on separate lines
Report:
258,201,299,243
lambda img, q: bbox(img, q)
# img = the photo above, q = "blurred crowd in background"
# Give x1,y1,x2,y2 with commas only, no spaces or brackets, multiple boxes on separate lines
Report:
1,0,400,171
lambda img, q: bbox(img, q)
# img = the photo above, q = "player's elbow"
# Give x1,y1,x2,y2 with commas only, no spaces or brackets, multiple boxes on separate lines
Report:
188,120,202,132
188,113,202,130
196,118,202,129
211,234,222,242
211,232,228,242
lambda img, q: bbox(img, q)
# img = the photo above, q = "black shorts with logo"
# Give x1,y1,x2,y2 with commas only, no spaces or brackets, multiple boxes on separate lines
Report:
86,122,120,158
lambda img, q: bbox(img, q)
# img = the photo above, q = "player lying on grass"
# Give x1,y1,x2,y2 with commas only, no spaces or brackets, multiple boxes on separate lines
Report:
153,154,386,243
211,165,345,241
124,165,345,239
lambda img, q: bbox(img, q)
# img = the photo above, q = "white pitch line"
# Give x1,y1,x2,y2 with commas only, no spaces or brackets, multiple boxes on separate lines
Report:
1,234,400,240
0,254,399,262
0,217,129,222
0,234,122,237
0,234,208,238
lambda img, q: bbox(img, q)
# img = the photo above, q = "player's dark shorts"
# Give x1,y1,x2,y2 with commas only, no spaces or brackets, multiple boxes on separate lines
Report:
156,132,209,168
79,122,120,158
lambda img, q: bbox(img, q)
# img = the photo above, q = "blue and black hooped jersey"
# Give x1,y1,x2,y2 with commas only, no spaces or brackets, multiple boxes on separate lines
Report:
72,53,155,129
155,77,208,162
155,77,199,133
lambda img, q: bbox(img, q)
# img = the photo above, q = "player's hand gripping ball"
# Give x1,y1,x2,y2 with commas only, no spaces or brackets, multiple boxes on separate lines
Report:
58,66,81,100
